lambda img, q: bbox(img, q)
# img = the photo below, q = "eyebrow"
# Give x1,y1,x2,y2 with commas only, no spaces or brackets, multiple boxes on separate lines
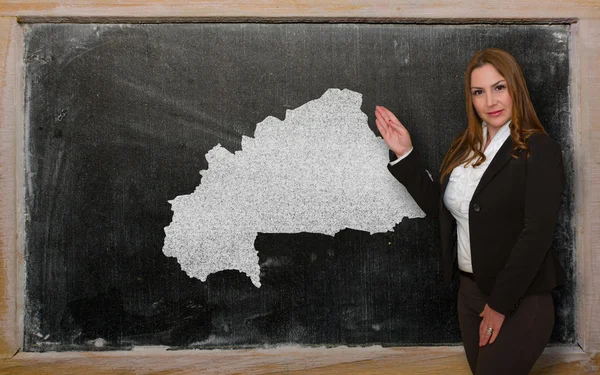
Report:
471,80,506,89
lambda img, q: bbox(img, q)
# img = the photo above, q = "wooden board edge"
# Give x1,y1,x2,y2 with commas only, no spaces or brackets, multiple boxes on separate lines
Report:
14,17,25,359
577,19,600,353
12,16,581,24
570,21,585,352
0,345,595,374
0,0,598,21
0,16,24,358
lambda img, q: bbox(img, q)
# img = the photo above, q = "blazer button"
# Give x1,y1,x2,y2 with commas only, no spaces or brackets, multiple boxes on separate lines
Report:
473,204,481,212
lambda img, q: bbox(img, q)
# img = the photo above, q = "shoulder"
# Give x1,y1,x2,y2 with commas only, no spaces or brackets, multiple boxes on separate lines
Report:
523,132,564,175
525,132,562,155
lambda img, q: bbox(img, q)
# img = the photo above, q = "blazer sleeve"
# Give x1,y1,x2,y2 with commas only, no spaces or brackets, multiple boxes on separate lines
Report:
387,149,441,218
487,134,565,315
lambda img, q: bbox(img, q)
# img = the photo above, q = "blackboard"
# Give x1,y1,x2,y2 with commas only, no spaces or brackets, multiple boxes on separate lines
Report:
23,23,574,351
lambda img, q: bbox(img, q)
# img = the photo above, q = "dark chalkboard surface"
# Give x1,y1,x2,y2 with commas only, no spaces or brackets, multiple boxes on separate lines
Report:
23,23,574,351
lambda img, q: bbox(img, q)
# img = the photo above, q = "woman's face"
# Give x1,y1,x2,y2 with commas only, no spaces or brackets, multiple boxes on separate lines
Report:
470,64,513,132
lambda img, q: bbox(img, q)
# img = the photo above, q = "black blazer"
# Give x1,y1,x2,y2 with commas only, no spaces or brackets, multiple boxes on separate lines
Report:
388,132,566,316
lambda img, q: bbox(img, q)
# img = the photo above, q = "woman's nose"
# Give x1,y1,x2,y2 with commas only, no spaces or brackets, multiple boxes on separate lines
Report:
486,92,495,107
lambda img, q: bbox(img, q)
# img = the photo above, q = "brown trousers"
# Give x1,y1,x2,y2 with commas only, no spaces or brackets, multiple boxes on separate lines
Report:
458,274,554,375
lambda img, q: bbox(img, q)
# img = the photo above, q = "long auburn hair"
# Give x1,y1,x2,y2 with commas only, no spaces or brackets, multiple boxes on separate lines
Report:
439,48,545,182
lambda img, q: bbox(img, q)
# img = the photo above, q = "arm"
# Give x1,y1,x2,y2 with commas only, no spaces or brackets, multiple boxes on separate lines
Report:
374,106,441,217
387,149,441,217
487,134,565,315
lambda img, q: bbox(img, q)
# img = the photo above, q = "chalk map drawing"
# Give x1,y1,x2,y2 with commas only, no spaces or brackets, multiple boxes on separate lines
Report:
163,89,425,287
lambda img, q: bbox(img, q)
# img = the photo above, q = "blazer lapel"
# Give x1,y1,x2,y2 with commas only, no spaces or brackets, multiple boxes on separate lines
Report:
472,136,514,198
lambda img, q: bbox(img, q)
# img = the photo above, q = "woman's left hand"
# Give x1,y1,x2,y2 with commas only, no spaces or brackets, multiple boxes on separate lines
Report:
479,304,505,347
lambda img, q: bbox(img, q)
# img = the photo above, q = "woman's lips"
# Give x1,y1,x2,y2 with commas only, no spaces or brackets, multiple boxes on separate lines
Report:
487,110,503,117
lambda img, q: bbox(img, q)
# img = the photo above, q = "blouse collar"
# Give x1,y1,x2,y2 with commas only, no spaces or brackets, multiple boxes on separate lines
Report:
482,120,511,154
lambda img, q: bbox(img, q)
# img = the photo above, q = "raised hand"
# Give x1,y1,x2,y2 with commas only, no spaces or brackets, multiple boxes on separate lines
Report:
374,106,413,159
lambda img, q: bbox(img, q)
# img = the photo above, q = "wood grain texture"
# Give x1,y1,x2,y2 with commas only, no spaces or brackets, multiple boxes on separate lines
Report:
0,0,596,21
0,0,598,371
577,19,600,353
0,16,23,359
0,346,598,374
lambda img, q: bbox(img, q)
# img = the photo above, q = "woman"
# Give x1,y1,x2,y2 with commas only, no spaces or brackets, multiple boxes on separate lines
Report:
375,48,565,374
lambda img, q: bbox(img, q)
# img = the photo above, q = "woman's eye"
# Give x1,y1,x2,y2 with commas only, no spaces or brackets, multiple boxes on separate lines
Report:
471,90,483,96
494,85,506,91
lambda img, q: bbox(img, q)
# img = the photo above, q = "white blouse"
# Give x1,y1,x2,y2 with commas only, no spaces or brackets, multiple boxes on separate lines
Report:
443,120,511,273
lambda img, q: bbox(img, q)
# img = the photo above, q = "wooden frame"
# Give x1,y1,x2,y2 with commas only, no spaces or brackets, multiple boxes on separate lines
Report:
1,1,599,373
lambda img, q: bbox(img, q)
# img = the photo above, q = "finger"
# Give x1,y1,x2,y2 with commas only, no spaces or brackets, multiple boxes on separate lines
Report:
374,106,382,120
375,118,389,139
375,106,392,125
388,119,406,135
480,329,492,347
386,115,408,136
379,107,399,127
479,320,492,347
376,107,409,140
376,106,399,127
375,116,391,135
478,320,486,346
489,327,500,344
374,109,390,131
377,106,405,129
489,322,503,344
377,105,395,119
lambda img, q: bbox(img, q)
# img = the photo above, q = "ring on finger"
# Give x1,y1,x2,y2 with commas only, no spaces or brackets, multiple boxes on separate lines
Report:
485,327,493,335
